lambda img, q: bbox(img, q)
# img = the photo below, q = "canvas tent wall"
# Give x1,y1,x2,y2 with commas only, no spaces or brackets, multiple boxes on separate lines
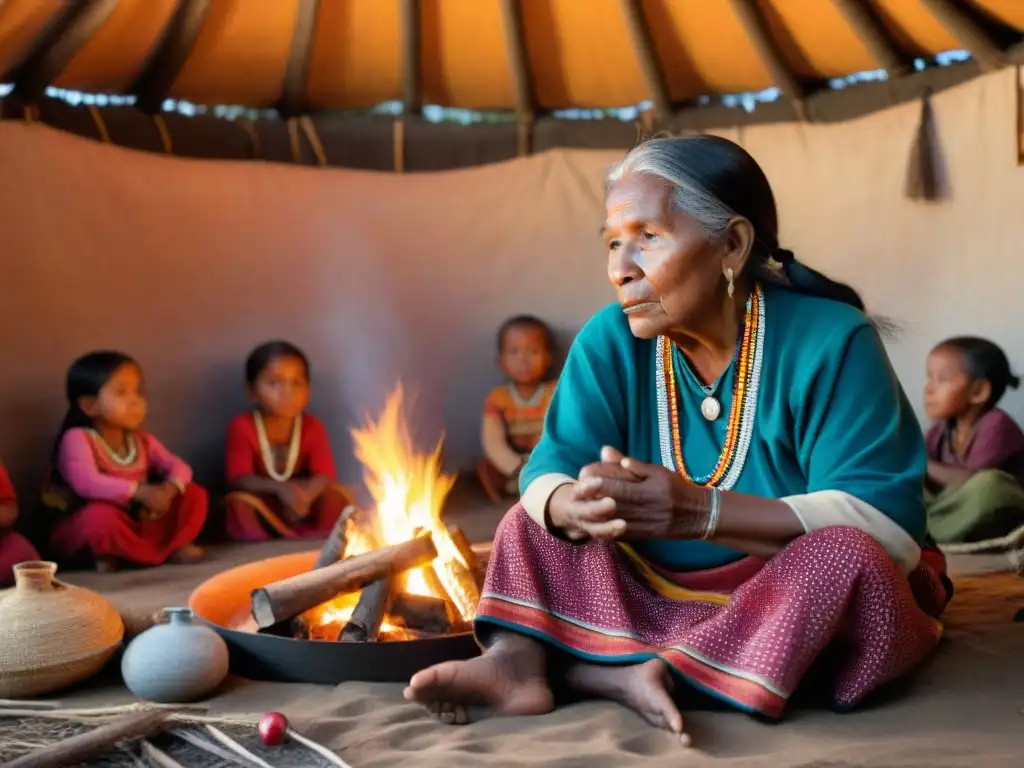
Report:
0,67,1022,502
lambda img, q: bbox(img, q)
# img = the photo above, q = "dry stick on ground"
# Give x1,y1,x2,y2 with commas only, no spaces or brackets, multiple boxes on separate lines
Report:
203,725,274,768
250,532,437,628
140,739,185,768
169,728,250,766
3,711,171,768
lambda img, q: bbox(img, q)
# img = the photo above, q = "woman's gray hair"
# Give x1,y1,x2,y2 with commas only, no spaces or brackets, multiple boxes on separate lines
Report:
606,139,741,247
604,135,869,314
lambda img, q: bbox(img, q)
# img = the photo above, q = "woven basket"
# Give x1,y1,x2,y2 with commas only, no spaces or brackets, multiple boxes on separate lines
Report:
0,561,124,697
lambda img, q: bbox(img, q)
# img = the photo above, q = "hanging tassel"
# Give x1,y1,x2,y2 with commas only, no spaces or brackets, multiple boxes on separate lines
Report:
905,89,942,201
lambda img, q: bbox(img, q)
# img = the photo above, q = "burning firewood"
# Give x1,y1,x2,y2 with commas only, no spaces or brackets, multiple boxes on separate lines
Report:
250,532,437,629
338,577,395,642
288,506,358,637
448,525,486,590
315,505,356,568
387,592,452,635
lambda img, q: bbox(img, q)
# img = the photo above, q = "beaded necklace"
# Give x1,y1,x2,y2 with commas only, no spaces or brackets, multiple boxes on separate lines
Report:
655,284,765,489
89,429,139,467
253,411,302,482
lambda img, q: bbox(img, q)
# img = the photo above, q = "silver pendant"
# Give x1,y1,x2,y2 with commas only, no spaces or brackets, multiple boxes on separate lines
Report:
701,396,721,422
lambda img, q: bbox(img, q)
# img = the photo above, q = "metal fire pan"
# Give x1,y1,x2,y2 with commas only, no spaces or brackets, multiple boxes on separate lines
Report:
188,550,480,685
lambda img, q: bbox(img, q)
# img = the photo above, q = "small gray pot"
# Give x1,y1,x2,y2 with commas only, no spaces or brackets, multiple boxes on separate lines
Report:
121,607,229,703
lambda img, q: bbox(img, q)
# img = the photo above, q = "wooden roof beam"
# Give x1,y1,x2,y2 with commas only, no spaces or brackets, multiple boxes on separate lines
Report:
278,0,321,117
130,0,214,114
727,0,807,119
618,0,671,124
400,0,421,116
498,0,534,122
832,0,910,76
918,0,1005,73
6,0,120,105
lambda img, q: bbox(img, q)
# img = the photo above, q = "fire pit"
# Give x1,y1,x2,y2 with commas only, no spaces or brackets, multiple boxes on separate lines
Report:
188,387,485,685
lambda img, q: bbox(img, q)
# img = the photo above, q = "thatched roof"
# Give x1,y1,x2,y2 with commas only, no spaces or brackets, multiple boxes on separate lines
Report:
0,0,1021,170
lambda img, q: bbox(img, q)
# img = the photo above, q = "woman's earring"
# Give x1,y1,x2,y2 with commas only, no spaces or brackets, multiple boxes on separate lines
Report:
725,268,735,299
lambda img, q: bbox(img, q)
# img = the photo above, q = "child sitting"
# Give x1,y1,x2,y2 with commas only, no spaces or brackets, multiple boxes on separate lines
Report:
0,459,41,586
924,336,1024,549
476,315,556,504
224,341,352,540
46,351,207,572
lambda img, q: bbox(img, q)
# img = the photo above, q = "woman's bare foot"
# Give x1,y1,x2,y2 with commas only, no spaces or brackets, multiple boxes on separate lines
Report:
169,544,205,564
95,558,119,574
566,659,689,745
404,632,554,724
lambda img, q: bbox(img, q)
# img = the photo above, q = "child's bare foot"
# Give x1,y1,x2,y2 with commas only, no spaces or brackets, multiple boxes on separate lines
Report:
404,632,554,724
95,558,119,574
169,544,205,564
566,659,689,745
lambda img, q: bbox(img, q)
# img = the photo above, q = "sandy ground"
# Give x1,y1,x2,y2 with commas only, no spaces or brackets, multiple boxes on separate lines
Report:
11,490,1024,767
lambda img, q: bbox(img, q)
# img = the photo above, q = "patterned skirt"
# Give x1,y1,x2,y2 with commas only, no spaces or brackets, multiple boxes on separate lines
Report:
475,506,950,719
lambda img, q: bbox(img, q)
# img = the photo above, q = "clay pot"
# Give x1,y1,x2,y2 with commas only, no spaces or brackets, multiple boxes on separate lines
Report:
121,607,229,702
0,561,124,697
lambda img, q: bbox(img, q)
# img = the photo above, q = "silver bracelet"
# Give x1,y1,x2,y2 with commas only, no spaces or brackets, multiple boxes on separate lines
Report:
700,486,722,540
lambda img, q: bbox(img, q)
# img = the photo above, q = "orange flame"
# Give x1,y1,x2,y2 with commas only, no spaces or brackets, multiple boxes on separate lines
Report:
312,385,477,631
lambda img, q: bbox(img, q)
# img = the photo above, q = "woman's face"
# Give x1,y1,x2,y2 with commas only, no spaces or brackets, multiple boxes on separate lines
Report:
602,173,731,339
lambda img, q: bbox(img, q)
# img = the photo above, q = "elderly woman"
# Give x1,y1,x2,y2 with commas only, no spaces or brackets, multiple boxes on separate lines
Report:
405,136,950,738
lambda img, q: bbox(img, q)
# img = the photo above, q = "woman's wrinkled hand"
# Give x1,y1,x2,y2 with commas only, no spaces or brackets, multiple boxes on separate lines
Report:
569,446,711,541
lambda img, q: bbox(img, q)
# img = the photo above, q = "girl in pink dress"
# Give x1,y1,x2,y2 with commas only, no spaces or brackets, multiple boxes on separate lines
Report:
45,351,207,572
0,460,40,587
224,341,352,541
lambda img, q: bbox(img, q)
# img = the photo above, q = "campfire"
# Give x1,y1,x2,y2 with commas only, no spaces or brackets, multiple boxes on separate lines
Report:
249,387,484,643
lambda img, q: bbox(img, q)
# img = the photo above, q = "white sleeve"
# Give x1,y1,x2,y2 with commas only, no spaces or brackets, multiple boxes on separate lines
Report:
781,490,922,573
520,473,575,528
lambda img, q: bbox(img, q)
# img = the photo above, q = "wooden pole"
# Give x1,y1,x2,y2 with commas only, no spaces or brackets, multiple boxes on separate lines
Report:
250,533,436,629
400,0,422,116
6,0,120,105
130,0,214,114
832,0,909,75
278,0,322,118
498,0,534,155
727,0,807,120
618,0,671,125
918,0,1005,73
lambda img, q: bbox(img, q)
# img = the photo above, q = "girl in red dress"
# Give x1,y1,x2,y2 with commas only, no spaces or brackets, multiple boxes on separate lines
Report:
0,459,40,587
224,341,352,540
46,351,207,572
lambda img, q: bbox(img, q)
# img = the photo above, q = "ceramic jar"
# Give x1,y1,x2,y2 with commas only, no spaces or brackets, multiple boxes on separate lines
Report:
121,606,229,702
0,561,124,697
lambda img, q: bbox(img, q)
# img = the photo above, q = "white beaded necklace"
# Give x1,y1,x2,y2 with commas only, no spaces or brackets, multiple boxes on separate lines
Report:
654,286,766,490
90,429,138,466
253,411,302,482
